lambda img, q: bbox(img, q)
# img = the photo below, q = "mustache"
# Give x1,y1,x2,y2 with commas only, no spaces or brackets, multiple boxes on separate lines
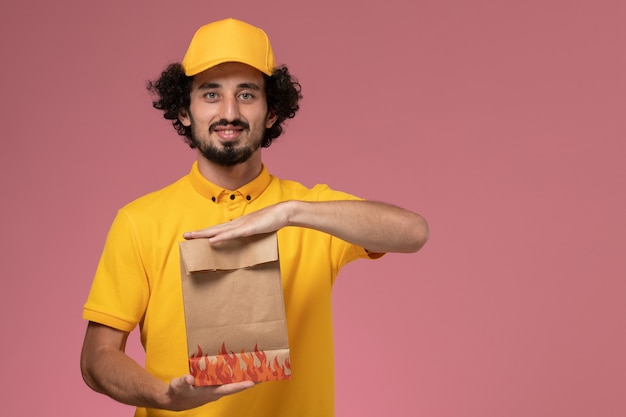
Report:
209,119,250,132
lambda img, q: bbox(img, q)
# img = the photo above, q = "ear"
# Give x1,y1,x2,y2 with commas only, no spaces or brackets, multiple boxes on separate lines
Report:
265,110,278,129
178,108,191,127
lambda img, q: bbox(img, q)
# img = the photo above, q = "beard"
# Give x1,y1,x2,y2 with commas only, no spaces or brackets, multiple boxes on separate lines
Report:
190,119,264,167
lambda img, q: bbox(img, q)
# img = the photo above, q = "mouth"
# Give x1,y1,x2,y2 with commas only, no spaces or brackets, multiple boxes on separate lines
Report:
216,129,242,135
209,120,249,143
211,125,246,142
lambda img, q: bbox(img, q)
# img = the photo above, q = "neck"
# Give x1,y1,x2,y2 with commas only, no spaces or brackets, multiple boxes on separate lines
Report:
196,150,263,190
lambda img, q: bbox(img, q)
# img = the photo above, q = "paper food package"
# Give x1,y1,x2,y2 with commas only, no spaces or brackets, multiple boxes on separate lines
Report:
179,232,291,386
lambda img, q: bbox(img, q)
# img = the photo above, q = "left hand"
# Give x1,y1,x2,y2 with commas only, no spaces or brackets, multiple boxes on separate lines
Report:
183,202,290,243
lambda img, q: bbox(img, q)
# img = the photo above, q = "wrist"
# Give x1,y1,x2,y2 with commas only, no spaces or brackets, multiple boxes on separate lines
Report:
282,200,303,228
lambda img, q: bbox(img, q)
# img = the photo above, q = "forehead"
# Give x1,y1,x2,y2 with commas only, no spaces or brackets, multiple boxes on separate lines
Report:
191,62,266,88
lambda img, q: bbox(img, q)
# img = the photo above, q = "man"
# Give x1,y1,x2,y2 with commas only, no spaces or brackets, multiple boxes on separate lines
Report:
81,18,428,417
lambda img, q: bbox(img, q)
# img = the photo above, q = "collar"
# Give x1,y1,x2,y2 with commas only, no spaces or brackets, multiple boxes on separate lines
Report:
188,161,272,204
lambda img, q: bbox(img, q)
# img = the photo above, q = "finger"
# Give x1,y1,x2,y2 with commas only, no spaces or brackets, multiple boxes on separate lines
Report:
183,220,240,240
183,228,221,240
210,380,255,396
206,229,244,243
183,231,201,240
170,374,195,389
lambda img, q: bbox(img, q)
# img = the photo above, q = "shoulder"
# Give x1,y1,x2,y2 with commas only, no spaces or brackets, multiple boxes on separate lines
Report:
121,175,191,214
269,176,364,202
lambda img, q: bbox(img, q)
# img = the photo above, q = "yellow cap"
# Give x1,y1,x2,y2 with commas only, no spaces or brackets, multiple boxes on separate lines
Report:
181,18,275,76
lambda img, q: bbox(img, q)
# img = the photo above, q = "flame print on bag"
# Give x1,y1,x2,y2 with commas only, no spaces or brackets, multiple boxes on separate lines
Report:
189,342,292,385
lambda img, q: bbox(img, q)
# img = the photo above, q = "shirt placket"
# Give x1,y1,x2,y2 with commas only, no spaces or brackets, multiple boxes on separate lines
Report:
220,191,249,221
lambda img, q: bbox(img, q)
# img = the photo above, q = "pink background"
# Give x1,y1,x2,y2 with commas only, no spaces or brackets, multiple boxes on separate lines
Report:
1,1,624,416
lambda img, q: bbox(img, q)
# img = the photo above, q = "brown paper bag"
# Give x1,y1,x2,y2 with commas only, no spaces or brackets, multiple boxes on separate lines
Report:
179,232,291,386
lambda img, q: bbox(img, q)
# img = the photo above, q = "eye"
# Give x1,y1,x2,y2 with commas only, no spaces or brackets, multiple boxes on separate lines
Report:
204,92,218,101
239,92,254,100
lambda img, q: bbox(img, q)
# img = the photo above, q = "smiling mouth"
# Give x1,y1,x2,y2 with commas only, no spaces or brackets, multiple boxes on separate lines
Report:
210,119,250,133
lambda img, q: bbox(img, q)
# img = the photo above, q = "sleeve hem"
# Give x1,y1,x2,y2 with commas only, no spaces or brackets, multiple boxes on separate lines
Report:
82,307,137,333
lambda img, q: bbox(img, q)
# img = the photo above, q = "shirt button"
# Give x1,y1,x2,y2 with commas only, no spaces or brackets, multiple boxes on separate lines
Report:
246,195,251,201
230,194,235,200
211,196,216,202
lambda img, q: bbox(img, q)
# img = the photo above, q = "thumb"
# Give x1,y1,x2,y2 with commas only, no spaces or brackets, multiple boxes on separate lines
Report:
170,374,195,390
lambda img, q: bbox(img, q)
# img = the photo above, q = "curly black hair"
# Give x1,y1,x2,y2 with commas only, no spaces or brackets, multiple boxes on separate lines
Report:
146,63,302,148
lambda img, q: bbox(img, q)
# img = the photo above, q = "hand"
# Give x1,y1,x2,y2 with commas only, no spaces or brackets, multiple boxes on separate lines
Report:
165,374,255,411
183,202,291,243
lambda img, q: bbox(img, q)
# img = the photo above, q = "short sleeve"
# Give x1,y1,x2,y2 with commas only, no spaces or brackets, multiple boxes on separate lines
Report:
82,209,150,332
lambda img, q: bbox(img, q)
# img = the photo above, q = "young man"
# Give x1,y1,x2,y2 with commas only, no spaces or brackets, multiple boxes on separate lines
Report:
81,18,428,417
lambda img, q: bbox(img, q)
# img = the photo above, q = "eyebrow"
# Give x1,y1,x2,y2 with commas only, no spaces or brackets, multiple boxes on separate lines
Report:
196,82,262,91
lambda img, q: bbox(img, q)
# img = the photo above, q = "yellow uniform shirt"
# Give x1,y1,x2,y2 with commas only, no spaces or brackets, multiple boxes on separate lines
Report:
83,162,376,417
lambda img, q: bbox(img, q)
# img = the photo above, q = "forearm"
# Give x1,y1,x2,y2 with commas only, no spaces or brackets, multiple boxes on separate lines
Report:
183,199,429,253
285,200,429,253
84,349,168,408
81,322,254,410
80,323,169,409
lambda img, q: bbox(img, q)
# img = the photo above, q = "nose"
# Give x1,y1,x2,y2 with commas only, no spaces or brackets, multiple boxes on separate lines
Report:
219,95,241,122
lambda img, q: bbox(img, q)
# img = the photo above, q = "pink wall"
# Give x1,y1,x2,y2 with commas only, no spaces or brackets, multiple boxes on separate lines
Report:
1,1,624,416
